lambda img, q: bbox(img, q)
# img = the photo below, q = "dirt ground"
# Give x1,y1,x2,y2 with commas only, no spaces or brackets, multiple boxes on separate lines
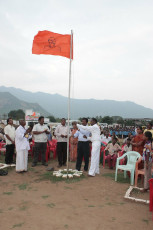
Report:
0,156,152,230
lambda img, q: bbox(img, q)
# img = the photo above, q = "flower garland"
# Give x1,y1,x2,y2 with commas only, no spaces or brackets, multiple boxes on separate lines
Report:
53,169,83,178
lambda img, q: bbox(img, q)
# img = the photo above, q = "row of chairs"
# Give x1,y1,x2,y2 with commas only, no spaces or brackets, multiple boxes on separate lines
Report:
28,139,57,162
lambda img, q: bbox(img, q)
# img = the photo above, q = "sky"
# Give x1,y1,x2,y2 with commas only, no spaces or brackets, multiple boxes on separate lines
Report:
0,0,153,109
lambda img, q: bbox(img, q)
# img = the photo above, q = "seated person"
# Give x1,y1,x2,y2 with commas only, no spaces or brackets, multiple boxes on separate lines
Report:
105,137,121,169
112,132,118,139
101,131,112,144
123,138,132,153
123,132,133,144
111,132,120,145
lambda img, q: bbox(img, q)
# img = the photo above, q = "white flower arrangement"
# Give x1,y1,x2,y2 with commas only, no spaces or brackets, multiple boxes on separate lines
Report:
0,163,16,169
53,169,83,178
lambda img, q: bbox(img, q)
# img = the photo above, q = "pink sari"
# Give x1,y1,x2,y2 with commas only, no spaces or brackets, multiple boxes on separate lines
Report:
70,129,78,161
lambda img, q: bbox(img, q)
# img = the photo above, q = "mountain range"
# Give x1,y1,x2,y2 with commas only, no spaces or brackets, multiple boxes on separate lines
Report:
0,91,50,117
0,85,153,119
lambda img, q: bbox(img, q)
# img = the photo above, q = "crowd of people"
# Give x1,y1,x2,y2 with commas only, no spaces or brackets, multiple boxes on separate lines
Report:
109,127,136,137
1,117,153,192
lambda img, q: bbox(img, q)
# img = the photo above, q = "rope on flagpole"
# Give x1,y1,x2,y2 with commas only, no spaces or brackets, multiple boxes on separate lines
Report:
66,30,73,177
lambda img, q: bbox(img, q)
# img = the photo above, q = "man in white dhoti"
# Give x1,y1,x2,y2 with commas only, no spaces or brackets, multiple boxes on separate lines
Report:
15,120,32,173
77,118,101,177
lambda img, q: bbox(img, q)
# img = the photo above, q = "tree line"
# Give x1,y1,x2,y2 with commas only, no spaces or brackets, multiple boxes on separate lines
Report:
3,109,153,126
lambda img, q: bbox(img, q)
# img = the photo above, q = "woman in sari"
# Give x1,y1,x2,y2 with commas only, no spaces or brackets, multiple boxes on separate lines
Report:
70,122,78,161
131,126,145,168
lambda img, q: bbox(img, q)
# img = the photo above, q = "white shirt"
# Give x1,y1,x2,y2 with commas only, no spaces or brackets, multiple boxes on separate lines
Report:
123,144,132,153
32,123,49,143
4,124,15,145
77,124,101,142
101,136,112,144
55,124,68,142
74,128,90,142
15,126,31,151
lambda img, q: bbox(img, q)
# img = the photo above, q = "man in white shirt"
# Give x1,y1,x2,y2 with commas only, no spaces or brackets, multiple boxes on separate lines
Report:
101,131,112,144
55,118,68,167
4,118,15,164
123,138,132,153
32,116,50,167
15,120,32,173
77,118,101,177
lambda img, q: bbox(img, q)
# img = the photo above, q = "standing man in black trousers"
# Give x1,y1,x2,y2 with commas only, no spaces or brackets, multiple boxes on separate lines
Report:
74,118,90,171
4,118,15,164
55,118,68,168
32,116,50,167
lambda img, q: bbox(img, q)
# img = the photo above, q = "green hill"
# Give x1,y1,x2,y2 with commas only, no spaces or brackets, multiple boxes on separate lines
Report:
0,86,153,119
0,92,50,117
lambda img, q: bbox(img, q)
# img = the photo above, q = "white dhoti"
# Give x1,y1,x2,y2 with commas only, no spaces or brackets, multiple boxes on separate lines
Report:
89,141,101,176
16,149,28,172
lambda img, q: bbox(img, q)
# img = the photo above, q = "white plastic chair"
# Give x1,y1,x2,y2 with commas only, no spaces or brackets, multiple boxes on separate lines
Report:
115,151,141,185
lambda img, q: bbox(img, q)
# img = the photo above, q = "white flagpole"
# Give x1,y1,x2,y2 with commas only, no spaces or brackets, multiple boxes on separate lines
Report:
66,30,73,176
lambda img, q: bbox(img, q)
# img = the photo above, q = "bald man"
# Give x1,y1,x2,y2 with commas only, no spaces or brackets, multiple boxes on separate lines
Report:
15,120,32,173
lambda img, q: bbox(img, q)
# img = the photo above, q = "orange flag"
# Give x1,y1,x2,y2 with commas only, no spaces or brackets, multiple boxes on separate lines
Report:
32,30,73,59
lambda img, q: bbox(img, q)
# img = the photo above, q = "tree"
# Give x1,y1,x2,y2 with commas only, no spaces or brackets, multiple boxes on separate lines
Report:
8,109,25,120
117,117,124,126
101,116,113,124
95,116,103,123
124,119,135,126
47,115,56,122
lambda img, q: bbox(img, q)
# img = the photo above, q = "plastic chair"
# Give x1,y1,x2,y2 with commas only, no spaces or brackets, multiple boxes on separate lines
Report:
49,140,57,159
0,142,6,155
103,150,124,168
115,151,141,185
135,158,153,187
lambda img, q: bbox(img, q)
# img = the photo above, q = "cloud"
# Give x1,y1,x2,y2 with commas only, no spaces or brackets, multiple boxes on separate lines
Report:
0,0,153,111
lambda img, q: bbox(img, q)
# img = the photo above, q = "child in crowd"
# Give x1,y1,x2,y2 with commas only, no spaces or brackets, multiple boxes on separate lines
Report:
142,131,152,192
105,137,121,169
123,138,132,153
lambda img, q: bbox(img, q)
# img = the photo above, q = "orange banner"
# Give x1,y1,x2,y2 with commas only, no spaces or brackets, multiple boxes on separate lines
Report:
32,30,73,59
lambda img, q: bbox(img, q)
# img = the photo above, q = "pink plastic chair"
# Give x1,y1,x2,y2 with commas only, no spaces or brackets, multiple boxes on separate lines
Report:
49,140,57,159
0,142,6,155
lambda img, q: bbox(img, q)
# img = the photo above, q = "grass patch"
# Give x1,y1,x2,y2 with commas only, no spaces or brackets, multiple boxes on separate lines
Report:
0,209,3,213
112,217,116,221
3,192,13,195
119,202,125,205
102,172,130,183
131,188,140,195
125,222,132,224
64,224,69,229
88,205,95,207
106,202,113,206
18,183,28,190
34,171,40,174
47,203,55,208
8,207,13,211
19,206,27,211
37,171,86,184
27,186,33,191
64,186,72,190
12,223,24,228
42,195,49,199
142,219,149,225
28,167,35,172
